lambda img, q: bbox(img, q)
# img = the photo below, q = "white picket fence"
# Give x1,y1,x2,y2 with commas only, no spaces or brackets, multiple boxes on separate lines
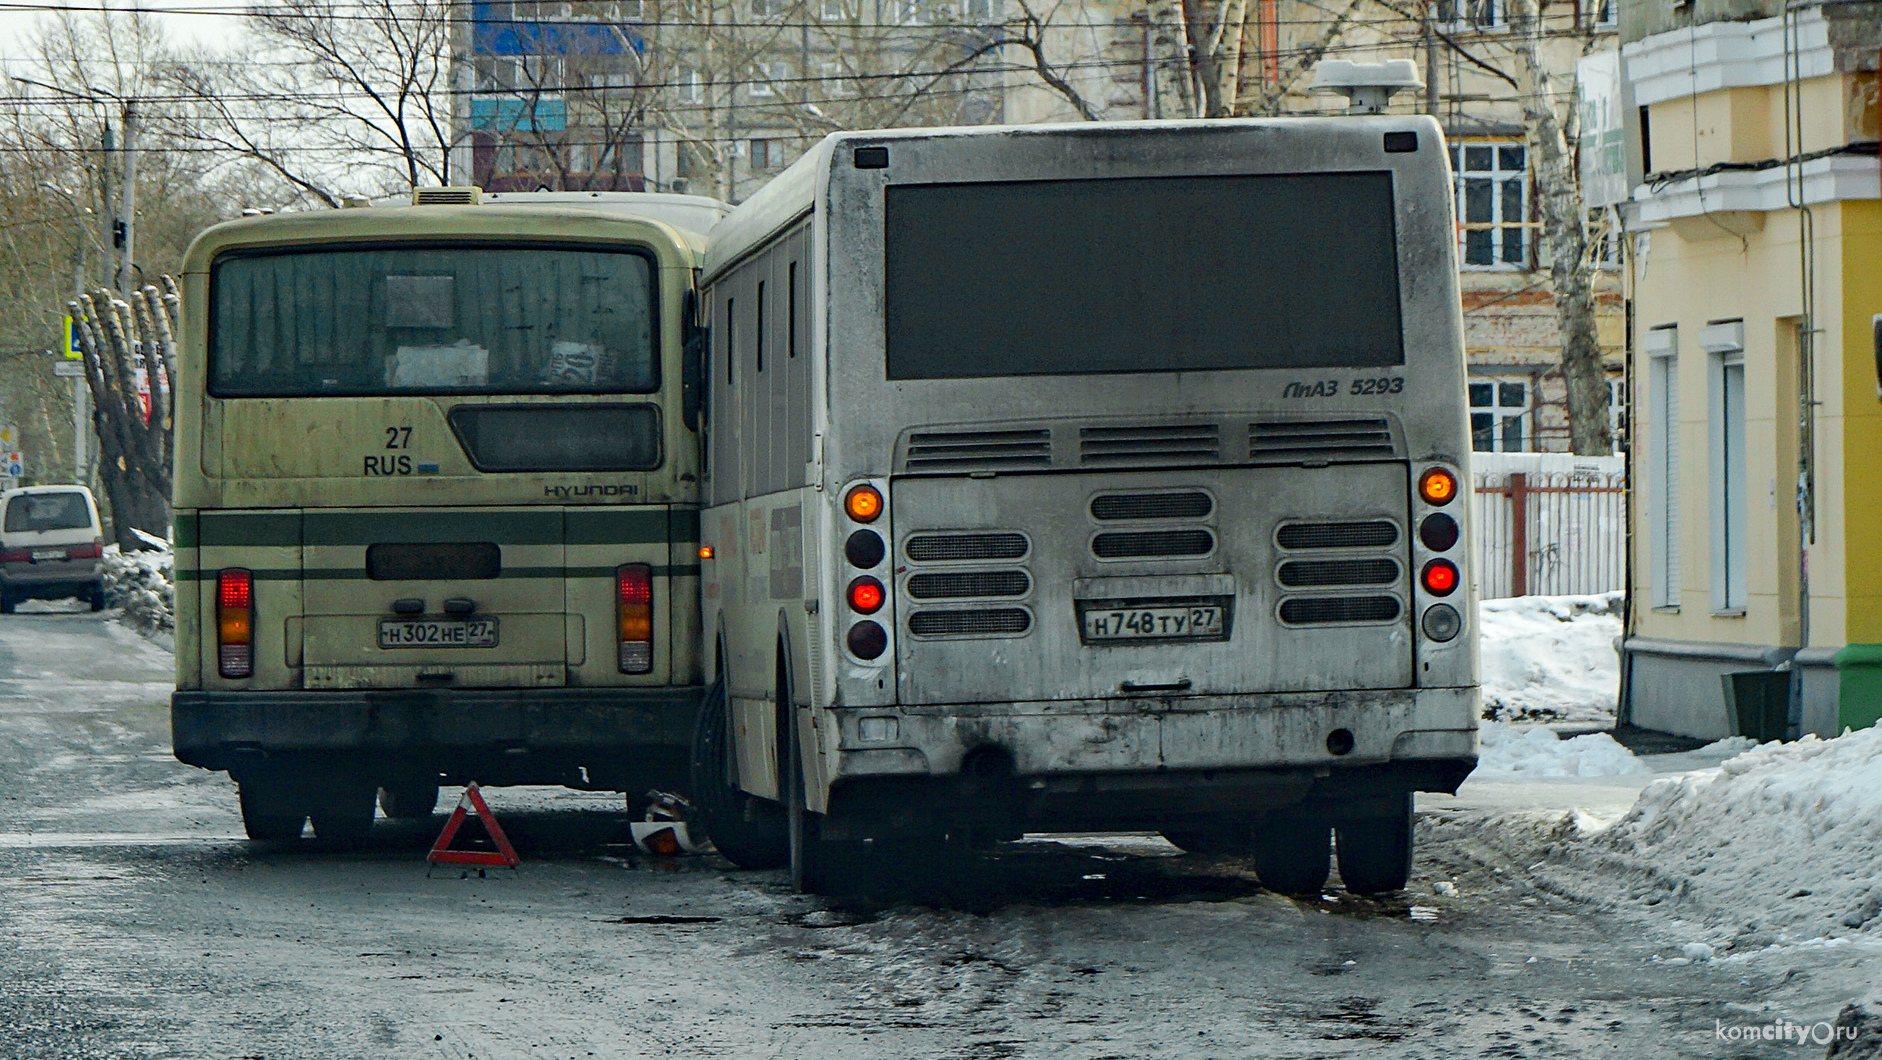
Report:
1471,453,1625,599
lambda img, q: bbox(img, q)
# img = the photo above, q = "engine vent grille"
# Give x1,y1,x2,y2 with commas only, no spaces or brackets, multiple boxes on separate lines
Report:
1278,558,1400,588
1249,418,1395,464
1079,423,1221,466
1276,520,1400,550
905,429,1051,472
905,532,1029,563
908,608,1032,636
1090,491,1214,522
1279,596,1402,625
1092,529,1215,559
907,570,1030,599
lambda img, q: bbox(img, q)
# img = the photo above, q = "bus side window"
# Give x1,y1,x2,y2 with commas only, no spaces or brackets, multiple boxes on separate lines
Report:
682,288,707,431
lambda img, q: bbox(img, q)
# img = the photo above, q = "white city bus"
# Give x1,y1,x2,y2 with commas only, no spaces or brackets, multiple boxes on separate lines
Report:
688,120,1478,894
172,190,725,841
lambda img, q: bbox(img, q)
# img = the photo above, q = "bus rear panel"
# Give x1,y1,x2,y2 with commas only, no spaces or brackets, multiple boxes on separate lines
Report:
171,198,717,838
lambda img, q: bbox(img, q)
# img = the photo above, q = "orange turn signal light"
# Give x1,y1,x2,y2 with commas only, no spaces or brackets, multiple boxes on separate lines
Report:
1418,467,1458,506
699,545,714,560
844,484,883,523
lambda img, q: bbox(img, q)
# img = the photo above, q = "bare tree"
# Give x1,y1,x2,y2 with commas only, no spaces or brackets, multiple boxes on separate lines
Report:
163,0,459,202
70,283,176,549
1507,0,1607,454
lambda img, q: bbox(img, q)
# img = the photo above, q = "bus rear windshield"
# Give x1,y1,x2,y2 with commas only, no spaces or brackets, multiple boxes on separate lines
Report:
884,172,1403,380
210,244,656,397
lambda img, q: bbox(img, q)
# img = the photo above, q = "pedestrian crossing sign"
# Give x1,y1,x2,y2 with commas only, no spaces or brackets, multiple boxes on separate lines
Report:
62,316,83,359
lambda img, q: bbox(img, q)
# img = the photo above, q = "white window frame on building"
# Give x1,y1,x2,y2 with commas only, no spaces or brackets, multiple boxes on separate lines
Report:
1438,0,1504,31
676,67,704,103
750,0,785,17
1703,319,1747,615
820,61,850,95
819,0,847,16
749,138,786,169
749,62,789,97
962,0,997,21
1468,374,1534,453
1451,141,1530,270
1645,325,1681,610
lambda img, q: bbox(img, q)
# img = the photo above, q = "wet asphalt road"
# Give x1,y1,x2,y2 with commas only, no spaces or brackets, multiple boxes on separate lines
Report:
0,608,1846,1059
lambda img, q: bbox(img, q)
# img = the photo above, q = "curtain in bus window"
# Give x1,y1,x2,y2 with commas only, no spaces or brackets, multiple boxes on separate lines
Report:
884,171,1404,379
209,245,656,396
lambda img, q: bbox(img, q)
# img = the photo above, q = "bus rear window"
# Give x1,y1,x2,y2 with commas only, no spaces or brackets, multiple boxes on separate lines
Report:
884,172,1403,379
210,244,657,397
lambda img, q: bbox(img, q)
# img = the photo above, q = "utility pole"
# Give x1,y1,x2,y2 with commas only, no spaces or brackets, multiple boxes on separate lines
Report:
115,102,137,297
38,181,90,484
1423,0,1439,116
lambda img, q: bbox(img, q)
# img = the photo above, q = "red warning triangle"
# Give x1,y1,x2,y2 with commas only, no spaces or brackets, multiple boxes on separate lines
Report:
427,783,521,868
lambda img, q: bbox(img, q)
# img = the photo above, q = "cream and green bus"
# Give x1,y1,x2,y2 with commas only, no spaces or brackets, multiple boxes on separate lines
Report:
172,189,725,841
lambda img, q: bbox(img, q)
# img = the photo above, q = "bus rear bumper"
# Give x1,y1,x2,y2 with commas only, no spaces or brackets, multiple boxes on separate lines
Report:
172,686,702,788
817,687,1478,832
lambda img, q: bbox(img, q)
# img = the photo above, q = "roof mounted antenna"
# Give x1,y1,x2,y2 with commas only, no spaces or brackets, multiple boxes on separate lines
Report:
1309,59,1424,115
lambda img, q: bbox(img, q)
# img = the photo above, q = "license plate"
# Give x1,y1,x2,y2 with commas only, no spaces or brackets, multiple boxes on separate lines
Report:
1082,603,1227,643
378,618,500,648
30,549,66,562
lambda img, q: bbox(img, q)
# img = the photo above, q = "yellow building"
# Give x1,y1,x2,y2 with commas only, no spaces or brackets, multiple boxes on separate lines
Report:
1619,0,1880,738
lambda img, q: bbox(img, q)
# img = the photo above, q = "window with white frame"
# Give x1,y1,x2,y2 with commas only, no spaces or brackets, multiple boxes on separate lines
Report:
749,138,786,169
1703,320,1747,613
819,0,847,16
890,0,929,23
1450,141,1529,269
962,0,996,20
1467,376,1532,452
820,61,850,95
750,0,784,16
1645,326,1680,609
1592,0,1617,28
749,62,788,97
676,67,703,103
1438,0,1502,30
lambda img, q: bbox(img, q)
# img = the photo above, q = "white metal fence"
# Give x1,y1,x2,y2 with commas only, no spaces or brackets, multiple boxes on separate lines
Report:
1471,453,1625,599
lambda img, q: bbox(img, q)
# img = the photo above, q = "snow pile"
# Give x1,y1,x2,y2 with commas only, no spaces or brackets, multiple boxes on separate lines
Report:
1583,724,1882,950
1478,592,1622,724
103,544,174,634
1474,721,1648,778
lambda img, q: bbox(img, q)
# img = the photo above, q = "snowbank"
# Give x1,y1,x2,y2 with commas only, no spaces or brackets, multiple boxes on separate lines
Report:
1565,725,1882,952
1478,592,1622,724
103,545,174,635
1474,721,1647,778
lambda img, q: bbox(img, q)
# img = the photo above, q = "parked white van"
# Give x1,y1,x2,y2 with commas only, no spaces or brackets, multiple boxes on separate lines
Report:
0,486,106,612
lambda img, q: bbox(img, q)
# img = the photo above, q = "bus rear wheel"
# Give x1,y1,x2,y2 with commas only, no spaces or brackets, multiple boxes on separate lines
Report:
689,676,788,870
1335,793,1415,895
309,783,378,843
378,780,441,820
1251,814,1332,895
237,772,308,842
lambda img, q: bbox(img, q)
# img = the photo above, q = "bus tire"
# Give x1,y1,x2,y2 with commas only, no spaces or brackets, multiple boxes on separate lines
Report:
689,675,788,870
309,782,378,843
1251,815,1332,895
378,780,441,820
1335,793,1415,895
238,774,307,842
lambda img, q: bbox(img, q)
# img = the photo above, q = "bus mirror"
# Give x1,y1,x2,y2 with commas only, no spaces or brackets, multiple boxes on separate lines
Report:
682,289,707,430
1873,314,1881,400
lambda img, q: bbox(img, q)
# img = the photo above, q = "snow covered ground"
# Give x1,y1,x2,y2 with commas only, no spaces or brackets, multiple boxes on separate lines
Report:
1477,592,1623,725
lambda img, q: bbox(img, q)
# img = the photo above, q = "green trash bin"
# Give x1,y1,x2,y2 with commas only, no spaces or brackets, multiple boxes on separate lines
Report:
1722,671,1792,743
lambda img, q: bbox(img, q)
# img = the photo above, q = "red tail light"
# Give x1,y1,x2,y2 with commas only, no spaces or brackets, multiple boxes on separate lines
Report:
1421,559,1460,597
617,563,653,674
216,568,254,678
847,576,885,615
0,549,29,563
68,542,103,560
